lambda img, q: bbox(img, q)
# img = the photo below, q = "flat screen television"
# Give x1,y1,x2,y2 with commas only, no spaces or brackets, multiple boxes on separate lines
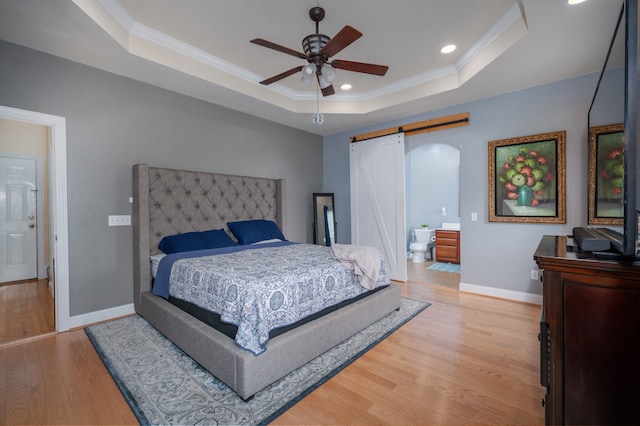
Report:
582,0,639,259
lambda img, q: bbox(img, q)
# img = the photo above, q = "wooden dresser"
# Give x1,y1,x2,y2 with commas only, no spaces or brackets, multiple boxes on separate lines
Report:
534,235,640,425
435,229,460,264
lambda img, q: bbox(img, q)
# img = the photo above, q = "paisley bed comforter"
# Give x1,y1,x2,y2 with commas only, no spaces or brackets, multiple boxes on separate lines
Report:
152,241,389,354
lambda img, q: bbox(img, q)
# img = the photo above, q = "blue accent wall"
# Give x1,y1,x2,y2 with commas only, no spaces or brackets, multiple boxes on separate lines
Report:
323,68,624,296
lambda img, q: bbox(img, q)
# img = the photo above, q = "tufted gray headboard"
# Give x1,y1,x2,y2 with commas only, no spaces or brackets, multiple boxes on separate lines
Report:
132,164,286,309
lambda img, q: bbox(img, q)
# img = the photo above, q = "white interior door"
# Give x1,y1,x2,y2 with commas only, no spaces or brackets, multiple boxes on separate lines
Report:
0,156,37,282
350,133,407,282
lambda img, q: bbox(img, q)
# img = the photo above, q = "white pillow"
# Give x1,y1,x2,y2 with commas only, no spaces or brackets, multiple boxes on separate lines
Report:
150,253,166,278
251,238,283,245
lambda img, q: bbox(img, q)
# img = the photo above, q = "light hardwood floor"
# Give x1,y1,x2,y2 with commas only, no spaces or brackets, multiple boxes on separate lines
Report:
0,277,544,425
0,279,55,345
407,259,461,290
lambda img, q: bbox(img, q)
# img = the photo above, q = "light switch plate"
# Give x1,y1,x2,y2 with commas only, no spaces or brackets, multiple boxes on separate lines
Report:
108,215,131,226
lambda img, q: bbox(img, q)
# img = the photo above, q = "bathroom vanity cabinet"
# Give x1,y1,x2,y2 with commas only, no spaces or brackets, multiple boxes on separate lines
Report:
435,229,460,264
534,235,640,425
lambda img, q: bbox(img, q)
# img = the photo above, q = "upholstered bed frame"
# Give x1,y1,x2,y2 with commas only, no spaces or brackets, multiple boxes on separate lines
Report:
132,163,401,400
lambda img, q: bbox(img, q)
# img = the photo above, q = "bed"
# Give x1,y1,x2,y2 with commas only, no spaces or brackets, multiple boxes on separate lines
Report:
132,163,401,400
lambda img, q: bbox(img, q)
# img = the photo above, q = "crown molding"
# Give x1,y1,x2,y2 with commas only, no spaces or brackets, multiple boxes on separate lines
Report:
72,0,527,115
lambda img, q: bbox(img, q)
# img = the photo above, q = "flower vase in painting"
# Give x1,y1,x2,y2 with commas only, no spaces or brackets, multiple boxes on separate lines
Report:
499,145,554,208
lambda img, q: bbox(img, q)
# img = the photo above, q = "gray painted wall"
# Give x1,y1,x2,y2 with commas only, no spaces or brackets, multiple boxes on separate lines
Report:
324,70,624,296
0,40,323,315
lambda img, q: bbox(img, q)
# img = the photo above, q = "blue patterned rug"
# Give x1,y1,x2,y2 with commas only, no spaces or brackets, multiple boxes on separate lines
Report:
85,297,429,425
427,262,461,273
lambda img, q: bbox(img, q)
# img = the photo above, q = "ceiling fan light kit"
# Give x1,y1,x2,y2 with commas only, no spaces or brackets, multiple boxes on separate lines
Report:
300,63,317,86
250,5,389,98
318,65,335,89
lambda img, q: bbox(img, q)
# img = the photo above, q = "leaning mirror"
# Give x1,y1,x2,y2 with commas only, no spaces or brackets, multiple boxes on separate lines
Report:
313,193,336,246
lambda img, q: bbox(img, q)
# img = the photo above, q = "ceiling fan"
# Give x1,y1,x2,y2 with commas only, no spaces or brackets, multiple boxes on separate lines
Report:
250,6,389,96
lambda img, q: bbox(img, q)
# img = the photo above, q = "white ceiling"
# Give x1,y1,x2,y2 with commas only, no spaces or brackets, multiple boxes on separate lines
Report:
0,0,625,135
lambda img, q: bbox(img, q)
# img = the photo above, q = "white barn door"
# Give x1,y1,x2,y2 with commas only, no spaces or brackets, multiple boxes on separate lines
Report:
350,133,407,282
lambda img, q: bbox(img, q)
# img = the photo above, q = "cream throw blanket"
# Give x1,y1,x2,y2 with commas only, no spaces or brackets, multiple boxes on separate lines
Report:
330,243,381,290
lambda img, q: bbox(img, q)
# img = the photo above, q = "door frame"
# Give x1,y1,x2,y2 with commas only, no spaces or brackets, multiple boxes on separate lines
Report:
0,153,46,280
0,105,70,332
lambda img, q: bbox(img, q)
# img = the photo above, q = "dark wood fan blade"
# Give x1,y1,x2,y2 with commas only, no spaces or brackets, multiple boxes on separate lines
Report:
331,59,389,76
321,84,335,96
320,25,362,57
259,66,304,85
250,38,308,60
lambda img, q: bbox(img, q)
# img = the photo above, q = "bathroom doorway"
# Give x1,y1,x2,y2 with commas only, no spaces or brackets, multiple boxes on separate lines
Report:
405,142,460,288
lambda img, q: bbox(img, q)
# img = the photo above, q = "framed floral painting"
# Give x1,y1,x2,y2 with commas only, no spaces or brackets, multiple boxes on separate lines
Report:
488,131,566,223
588,123,624,225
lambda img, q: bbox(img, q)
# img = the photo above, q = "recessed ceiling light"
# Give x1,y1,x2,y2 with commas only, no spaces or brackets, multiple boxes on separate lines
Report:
340,83,352,91
568,0,587,4
441,44,456,54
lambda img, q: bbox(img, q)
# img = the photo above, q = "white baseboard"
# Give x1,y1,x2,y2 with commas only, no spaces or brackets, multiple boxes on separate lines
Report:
67,303,135,330
459,282,542,305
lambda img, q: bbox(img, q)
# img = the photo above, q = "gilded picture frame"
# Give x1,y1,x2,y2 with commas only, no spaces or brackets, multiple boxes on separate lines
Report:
488,131,566,223
588,123,624,225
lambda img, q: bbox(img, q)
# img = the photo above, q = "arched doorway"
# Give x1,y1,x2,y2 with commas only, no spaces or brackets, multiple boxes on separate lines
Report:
405,142,460,288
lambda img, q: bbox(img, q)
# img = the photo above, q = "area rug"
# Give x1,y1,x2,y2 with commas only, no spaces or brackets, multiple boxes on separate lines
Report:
427,262,461,273
85,297,429,425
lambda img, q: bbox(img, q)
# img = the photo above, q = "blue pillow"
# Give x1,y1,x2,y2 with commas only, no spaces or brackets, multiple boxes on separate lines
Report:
227,219,286,245
158,229,237,254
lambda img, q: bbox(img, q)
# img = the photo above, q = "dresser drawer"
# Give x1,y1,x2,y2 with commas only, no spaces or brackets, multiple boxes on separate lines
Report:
437,236,457,247
436,230,459,241
435,229,460,264
436,246,458,262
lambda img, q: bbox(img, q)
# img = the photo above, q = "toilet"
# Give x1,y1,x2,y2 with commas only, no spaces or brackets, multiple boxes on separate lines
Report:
410,228,435,263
